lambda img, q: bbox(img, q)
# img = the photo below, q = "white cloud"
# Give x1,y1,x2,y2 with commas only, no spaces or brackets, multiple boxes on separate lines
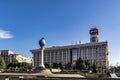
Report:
0,29,13,39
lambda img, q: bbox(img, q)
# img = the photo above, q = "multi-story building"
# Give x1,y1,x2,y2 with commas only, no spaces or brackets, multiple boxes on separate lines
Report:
0,50,33,66
30,28,109,72
1,50,15,65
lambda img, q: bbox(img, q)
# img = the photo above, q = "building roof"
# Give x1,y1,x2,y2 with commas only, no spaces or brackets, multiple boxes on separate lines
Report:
30,41,108,53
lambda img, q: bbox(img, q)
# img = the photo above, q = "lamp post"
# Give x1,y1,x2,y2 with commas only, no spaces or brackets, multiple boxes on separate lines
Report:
39,37,46,68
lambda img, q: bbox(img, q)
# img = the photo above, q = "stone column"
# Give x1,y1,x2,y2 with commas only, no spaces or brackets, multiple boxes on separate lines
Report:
40,48,45,68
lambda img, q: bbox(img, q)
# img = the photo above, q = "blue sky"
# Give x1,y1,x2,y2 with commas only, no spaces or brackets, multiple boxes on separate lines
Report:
0,0,120,66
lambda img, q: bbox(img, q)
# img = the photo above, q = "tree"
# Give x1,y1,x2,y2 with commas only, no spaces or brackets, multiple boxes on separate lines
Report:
65,62,71,69
21,62,29,68
12,58,18,64
0,56,6,70
58,62,63,69
76,58,86,70
7,61,29,71
7,63,14,69
52,63,59,68
117,66,120,73
85,60,90,70
45,63,50,68
20,62,29,71
92,62,98,73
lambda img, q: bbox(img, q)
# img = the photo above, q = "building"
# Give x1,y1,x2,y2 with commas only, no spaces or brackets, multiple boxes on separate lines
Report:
30,28,109,72
15,54,33,66
1,50,15,65
0,50,33,66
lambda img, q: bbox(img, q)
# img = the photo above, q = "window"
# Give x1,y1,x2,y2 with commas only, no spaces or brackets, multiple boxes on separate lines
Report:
91,37,96,42
72,49,78,61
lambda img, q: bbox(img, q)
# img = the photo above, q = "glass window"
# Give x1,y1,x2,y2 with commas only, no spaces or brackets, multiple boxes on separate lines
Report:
72,49,78,61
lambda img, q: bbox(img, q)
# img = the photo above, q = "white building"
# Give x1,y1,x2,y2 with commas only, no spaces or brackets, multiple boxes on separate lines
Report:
30,28,109,72
15,54,33,66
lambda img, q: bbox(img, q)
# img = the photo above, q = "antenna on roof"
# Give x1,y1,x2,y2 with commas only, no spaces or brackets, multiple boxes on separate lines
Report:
79,40,81,44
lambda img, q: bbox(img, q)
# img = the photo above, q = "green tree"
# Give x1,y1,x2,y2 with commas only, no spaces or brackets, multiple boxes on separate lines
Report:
7,62,18,69
12,58,18,64
58,62,63,69
17,63,22,67
21,62,29,68
65,62,71,69
92,62,98,73
44,63,52,71
0,56,6,70
7,63,14,69
7,61,29,71
76,58,86,70
52,63,59,68
85,60,90,70
45,63,50,68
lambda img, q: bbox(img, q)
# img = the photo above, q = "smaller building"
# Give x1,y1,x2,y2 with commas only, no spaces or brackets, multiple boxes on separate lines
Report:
0,50,33,66
1,50,15,65
15,54,33,66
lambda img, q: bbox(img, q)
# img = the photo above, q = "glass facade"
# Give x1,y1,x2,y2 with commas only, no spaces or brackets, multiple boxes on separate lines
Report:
72,49,78,61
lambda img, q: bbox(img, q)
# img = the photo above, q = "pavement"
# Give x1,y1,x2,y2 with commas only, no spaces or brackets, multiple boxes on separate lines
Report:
0,69,85,78
110,73,120,78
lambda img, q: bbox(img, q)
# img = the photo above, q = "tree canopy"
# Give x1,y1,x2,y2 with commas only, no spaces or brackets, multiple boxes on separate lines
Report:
0,56,6,69
76,58,86,70
92,62,98,73
12,58,18,64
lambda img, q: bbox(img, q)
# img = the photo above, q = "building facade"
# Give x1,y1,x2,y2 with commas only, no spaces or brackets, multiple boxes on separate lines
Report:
0,50,33,66
15,54,33,66
1,50,15,65
30,28,109,72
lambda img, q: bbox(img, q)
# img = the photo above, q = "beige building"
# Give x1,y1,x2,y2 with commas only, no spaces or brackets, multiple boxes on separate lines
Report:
15,54,33,66
0,50,33,66
30,28,109,72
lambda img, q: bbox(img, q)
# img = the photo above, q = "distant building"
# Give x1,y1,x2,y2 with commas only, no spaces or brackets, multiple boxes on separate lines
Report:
30,28,109,72
15,54,33,66
1,50,15,65
0,50,33,66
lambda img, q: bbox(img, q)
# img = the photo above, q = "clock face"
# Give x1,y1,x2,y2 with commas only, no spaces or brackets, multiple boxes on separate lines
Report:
90,29,98,35
91,30,97,33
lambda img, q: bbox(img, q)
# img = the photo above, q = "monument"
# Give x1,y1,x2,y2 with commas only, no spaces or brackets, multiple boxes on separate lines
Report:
37,38,52,75
29,37,85,78
39,37,45,68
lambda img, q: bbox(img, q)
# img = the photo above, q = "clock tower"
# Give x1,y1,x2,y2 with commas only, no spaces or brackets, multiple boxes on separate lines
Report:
90,27,99,43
